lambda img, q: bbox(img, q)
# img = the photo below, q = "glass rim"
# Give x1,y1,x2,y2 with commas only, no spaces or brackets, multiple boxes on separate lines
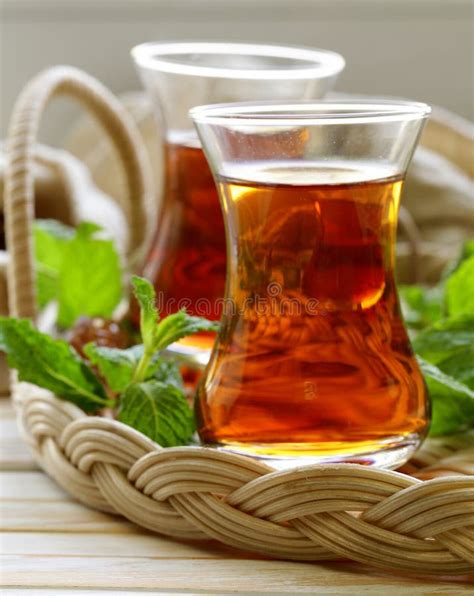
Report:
131,41,345,80
190,99,432,126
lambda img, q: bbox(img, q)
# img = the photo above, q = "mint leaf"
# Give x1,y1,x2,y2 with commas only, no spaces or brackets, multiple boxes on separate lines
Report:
413,316,474,363
154,359,184,391
34,219,123,328
84,343,184,394
399,284,444,331
118,380,194,446
0,317,110,412
414,316,474,394
154,310,219,350
131,276,159,348
445,256,474,318
414,317,474,425
418,357,474,436
463,239,474,259
58,223,122,328
131,276,218,353
34,219,75,268
436,347,474,390
74,221,103,236
401,245,474,437
34,220,74,308
130,276,218,384
84,343,144,393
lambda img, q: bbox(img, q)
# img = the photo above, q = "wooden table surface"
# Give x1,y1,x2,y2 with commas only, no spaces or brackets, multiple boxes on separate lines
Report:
1,398,472,595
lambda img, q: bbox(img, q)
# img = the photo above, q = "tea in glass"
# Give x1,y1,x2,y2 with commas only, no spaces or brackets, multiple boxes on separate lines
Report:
191,100,431,468
143,134,225,349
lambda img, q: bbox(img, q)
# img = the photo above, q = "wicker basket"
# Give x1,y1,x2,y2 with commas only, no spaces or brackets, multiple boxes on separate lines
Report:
4,67,474,577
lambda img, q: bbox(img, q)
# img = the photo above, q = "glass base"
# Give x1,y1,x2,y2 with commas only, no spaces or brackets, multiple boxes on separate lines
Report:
209,434,422,470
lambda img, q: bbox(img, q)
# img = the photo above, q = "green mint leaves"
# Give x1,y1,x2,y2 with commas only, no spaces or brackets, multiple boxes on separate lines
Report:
84,343,145,393
34,220,122,329
445,257,474,318
118,381,195,447
0,273,216,447
412,317,474,365
35,219,75,308
0,317,111,412
84,342,184,395
413,317,474,436
87,276,213,445
417,358,474,436
129,276,218,384
401,242,474,436
399,285,443,330
131,275,159,349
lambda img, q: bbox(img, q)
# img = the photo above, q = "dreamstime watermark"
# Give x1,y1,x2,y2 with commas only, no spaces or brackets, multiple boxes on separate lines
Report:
155,281,326,317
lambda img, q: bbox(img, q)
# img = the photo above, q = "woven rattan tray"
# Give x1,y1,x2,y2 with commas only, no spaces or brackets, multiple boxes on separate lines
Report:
4,67,474,577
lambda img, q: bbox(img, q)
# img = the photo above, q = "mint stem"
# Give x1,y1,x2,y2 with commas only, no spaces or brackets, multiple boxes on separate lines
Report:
132,347,153,384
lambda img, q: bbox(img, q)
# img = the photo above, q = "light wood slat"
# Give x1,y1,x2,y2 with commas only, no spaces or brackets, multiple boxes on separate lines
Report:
0,501,137,533
3,556,472,593
0,472,69,500
1,532,228,559
0,438,38,471
0,416,20,437
2,556,472,595
2,586,470,596
0,414,38,471
2,591,196,596
0,397,16,418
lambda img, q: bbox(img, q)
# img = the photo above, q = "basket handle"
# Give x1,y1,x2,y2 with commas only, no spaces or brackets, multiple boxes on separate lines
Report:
3,65,154,319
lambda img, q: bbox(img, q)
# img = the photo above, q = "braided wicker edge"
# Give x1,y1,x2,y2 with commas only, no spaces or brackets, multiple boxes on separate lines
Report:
11,381,474,576
4,66,474,577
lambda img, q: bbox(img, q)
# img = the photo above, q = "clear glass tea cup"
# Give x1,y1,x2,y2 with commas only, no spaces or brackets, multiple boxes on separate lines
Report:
191,99,431,469
131,42,345,362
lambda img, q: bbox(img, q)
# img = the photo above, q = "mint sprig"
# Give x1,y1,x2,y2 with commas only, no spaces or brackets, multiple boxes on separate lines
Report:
0,317,112,412
129,275,218,384
34,220,122,329
400,242,474,436
102,276,216,444
84,342,185,394
417,357,474,436
0,275,218,447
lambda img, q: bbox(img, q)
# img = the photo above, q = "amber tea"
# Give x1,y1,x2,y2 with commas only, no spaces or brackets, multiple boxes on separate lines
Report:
140,137,226,348
195,163,429,461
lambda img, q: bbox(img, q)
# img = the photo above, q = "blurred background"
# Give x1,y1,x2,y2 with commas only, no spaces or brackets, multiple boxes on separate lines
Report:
1,0,473,143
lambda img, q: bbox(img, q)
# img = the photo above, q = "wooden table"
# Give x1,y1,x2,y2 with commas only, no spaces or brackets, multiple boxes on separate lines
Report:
1,398,472,594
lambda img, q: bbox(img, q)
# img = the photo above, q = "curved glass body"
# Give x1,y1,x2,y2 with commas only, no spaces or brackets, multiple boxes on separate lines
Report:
191,100,431,469
131,42,345,351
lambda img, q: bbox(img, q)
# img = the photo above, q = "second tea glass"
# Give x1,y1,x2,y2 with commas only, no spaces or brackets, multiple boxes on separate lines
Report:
131,42,345,360
191,100,431,469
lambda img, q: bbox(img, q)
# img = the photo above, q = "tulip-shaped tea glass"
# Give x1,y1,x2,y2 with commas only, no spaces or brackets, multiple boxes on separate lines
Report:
132,42,345,359
191,100,431,469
